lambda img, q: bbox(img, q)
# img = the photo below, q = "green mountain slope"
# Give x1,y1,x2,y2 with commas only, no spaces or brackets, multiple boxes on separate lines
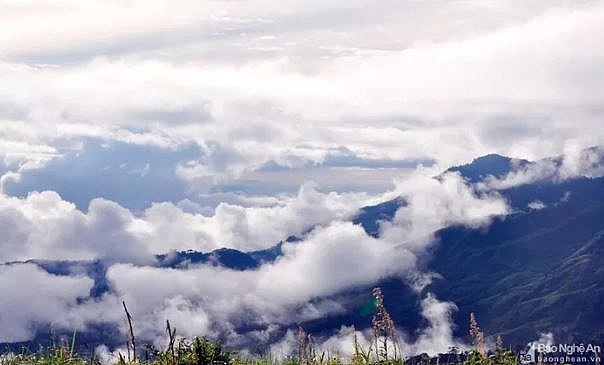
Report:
428,180,604,344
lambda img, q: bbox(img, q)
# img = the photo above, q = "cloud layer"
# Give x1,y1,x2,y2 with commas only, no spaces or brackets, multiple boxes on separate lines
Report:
0,169,508,356
1,1,604,196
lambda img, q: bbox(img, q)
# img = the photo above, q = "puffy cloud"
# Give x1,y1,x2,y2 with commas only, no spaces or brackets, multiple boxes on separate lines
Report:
0,149,512,353
558,146,604,180
380,170,509,252
142,182,368,252
292,294,463,359
102,221,409,340
0,2,604,182
0,191,152,263
3,142,585,356
478,146,604,191
0,154,512,353
0,181,371,261
0,263,93,342
57,170,507,353
404,294,463,356
527,200,547,211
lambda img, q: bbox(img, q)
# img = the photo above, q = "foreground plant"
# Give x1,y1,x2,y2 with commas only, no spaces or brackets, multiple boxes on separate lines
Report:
463,314,516,365
146,335,231,365
4,289,525,365
370,288,402,365
0,330,94,365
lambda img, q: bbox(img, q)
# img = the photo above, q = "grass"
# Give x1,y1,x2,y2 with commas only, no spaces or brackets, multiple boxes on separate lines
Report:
0,329,91,365
0,289,517,365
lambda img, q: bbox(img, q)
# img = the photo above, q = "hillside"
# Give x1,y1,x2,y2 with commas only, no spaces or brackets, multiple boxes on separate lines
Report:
3,149,604,352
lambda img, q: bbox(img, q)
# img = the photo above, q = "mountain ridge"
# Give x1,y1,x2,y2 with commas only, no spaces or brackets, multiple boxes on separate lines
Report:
3,149,604,352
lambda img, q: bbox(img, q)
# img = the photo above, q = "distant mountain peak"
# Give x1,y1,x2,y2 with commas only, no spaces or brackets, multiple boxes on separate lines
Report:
447,153,530,183
472,153,511,162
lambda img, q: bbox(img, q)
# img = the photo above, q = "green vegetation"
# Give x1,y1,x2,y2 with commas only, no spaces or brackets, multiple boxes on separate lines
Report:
464,314,517,365
0,329,85,365
0,290,517,365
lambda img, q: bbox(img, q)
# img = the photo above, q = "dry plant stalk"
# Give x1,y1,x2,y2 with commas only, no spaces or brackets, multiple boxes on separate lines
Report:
495,335,503,350
371,287,401,362
166,319,177,365
118,352,126,365
469,312,486,357
123,300,137,362
298,327,317,365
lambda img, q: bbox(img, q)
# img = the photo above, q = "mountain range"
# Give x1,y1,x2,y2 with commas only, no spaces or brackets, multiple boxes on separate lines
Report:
3,148,604,353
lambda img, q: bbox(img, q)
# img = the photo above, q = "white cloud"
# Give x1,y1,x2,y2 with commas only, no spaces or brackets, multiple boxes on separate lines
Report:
143,182,368,252
0,263,93,342
0,182,371,261
60,170,507,352
404,294,464,356
380,170,508,252
102,220,410,341
304,293,463,360
0,154,511,352
528,200,547,211
0,191,152,263
478,146,604,191
0,2,604,181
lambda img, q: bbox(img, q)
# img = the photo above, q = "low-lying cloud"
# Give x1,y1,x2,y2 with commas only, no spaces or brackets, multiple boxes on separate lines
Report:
0,168,510,355
478,146,604,191
0,263,93,342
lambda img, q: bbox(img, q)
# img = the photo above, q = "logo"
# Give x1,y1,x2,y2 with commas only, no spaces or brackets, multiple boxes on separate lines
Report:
521,343,602,365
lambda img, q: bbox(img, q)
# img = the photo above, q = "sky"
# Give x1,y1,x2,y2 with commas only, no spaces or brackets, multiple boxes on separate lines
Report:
1,0,603,207
1,0,604,360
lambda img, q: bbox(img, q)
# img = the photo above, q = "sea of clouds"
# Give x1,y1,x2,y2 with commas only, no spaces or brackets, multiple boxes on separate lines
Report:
1,0,604,360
